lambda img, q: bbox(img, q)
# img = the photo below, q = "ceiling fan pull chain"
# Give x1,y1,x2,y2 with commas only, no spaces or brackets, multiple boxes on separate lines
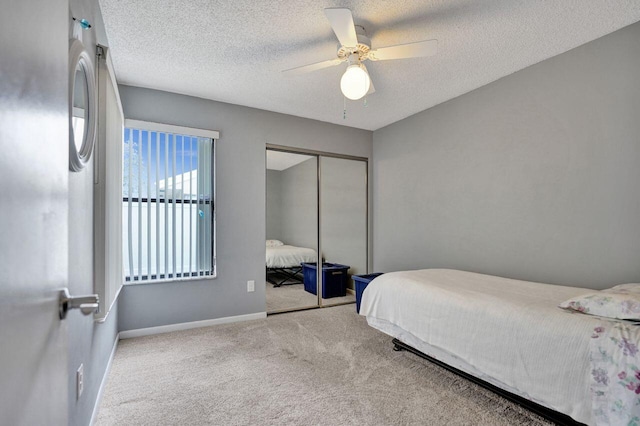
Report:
343,96,347,119
363,96,368,107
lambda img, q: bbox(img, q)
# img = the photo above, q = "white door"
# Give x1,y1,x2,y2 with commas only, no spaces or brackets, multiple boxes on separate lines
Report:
0,0,70,424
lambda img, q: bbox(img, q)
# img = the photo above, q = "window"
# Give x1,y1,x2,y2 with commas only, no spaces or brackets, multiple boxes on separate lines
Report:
122,120,218,283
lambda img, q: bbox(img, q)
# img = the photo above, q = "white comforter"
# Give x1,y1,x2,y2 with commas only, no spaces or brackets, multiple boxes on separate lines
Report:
360,268,601,425
266,245,317,268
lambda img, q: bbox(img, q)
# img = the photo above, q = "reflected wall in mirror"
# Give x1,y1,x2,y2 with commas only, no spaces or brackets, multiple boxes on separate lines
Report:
320,156,367,306
69,38,97,172
265,150,319,313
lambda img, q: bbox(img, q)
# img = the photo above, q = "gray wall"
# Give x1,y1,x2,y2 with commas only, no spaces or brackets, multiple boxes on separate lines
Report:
372,22,640,289
280,158,318,250
118,85,372,331
265,170,282,240
67,1,119,425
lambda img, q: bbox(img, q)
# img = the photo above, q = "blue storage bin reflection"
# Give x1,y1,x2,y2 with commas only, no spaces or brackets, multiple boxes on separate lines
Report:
302,262,350,298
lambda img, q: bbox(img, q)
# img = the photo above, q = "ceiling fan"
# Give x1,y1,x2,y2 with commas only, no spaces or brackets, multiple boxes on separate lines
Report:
283,8,438,101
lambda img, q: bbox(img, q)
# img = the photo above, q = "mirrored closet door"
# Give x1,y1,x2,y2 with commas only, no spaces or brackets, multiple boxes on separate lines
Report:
319,156,367,307
265,147,368,314
265,150,319,313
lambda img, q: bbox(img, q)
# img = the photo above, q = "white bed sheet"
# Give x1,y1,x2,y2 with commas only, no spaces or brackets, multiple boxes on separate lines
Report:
360,268,601,425
266,245,317,268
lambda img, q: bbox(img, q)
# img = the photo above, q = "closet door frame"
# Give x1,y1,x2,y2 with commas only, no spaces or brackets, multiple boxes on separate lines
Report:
266,144,369,309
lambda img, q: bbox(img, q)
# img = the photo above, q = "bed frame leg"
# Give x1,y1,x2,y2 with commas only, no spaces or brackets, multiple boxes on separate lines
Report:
266,267,303,287
392,338,405,352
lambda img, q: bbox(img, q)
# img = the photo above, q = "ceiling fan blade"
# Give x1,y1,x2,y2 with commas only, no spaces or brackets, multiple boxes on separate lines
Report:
324,8,358,48
367,79,375,95
362,64,375,95
368,39,438,61
282,58,343,75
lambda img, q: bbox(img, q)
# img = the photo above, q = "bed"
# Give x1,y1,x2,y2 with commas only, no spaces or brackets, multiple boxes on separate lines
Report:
266,240,317,287
360,268,640,426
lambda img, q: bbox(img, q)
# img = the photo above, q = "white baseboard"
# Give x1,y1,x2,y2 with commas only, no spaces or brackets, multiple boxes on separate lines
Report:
119,312,268,339
90,331,120,426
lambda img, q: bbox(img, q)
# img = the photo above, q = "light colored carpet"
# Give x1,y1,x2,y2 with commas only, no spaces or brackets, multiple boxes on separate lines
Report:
97,305,551,426
266,282,317,312
266,281,356,312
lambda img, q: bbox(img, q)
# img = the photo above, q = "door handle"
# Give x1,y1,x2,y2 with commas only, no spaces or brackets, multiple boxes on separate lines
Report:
59,288,99,319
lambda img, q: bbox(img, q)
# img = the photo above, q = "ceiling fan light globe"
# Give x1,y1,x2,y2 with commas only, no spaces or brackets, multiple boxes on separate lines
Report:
340,64,370,100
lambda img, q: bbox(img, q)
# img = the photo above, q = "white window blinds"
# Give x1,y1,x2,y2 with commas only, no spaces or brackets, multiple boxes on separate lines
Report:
122,122,216,282
94,44,124,320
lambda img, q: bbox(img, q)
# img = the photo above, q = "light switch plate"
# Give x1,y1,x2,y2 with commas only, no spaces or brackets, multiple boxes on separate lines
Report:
247,280,255,292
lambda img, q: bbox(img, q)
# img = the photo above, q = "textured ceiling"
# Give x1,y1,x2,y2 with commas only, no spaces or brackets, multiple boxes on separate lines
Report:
99,0,640,131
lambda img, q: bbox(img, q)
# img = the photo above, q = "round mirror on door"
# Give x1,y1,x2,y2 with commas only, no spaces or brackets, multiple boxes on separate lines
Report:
68,38,96,172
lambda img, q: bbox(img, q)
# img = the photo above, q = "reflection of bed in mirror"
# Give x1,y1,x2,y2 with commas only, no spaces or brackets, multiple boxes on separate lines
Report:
266,240,317,287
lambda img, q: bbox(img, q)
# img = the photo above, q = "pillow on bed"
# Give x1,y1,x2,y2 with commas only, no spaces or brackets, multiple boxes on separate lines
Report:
607,283,640,294
266,240,284,248
559,285,640,320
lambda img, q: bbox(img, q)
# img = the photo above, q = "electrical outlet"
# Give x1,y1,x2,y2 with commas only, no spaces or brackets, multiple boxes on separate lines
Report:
77,364,84,400
247,280,255,292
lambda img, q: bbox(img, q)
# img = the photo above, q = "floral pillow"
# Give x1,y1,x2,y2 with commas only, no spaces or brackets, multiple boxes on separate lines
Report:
266,239,284,248
559,285,640,320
